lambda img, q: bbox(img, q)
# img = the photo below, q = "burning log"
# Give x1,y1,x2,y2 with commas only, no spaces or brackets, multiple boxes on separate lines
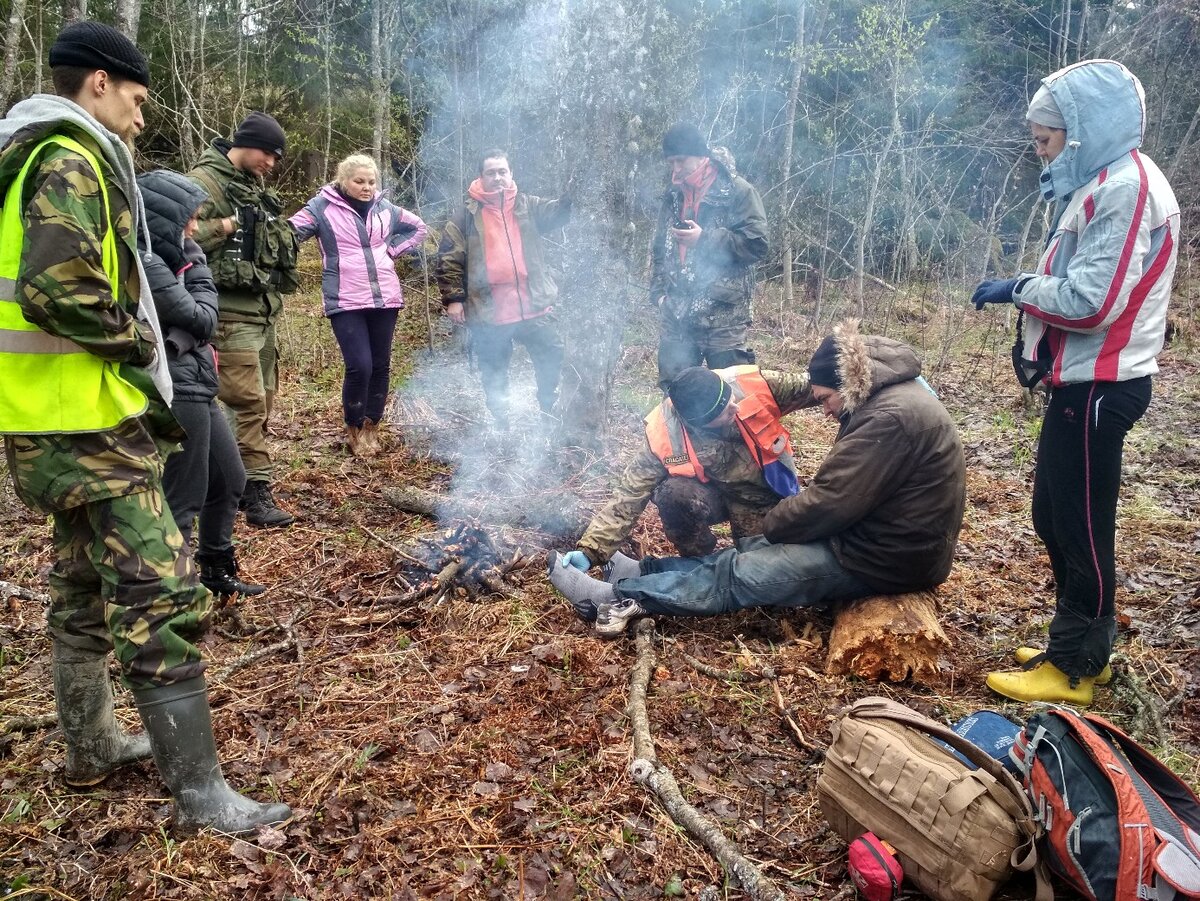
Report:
381,486,587,539
826,591,947,683
375,522,521,607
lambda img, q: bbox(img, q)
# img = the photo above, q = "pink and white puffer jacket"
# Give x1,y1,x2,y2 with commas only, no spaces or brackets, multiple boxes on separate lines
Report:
290,184,428,316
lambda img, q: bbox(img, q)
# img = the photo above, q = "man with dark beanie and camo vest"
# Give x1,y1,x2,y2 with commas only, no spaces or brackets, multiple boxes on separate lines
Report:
0,20,289,834
651,122,768,390
188,111,299,527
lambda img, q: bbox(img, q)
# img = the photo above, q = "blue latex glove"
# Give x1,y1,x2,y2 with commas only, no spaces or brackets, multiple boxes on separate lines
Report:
971,278,1020,311
560,550,592,571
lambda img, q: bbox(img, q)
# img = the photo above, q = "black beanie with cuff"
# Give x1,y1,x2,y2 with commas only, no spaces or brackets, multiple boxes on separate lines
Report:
668,367,732,426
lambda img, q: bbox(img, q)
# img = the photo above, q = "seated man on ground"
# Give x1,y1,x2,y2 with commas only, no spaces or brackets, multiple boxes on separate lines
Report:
556,364,811,616
550,321,967,636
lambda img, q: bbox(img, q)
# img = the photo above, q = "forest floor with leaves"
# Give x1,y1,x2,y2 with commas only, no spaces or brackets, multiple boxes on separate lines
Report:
2,280,1199,901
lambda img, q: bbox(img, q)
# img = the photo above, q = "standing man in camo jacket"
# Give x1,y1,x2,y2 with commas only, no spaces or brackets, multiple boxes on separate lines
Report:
187,112,299,527
651,123,768,390
0,21,289,833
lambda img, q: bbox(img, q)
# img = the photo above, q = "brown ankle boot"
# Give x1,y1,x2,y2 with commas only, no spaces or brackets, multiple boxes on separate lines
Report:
345,424,364,455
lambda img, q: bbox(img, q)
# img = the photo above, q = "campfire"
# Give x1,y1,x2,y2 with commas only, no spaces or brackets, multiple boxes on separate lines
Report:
387,522,526,605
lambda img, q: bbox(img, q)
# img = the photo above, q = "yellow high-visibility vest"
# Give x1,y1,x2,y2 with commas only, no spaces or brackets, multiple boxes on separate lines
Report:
0,134,147,434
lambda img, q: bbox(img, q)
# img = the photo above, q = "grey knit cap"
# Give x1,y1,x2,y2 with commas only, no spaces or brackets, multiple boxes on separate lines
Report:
1027,84,1066,129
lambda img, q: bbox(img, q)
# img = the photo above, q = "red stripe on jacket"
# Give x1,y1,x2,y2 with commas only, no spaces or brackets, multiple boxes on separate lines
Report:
1094,226,1174,381
1026,151,1148,331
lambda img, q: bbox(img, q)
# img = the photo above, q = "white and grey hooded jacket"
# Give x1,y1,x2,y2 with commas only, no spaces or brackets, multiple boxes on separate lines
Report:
1014,60,1179,387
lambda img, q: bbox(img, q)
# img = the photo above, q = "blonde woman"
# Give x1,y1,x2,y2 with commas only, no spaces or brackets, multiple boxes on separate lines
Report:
291,154,427,454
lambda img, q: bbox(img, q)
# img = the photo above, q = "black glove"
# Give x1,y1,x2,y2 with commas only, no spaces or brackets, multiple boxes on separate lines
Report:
971,277,1021,311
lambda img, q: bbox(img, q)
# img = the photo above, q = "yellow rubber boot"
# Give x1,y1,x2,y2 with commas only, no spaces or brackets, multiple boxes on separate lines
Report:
1013,647,1112,685
986,660,1095,705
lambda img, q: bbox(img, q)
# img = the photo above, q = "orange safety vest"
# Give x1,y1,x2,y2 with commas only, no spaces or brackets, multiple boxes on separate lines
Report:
644,365,796,484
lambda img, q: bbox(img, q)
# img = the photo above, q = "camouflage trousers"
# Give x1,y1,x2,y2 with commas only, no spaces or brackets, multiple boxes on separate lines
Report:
653,477,766,557
5,424,211,689
214,319,278,481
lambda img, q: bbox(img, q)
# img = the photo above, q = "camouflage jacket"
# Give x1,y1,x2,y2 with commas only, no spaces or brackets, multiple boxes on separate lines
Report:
435,192,570,324
188,140,293,324
0,124,169,509
577,370,812,564
649,150,768,329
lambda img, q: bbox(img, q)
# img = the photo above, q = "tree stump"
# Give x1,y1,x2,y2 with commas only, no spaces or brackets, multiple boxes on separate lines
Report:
826,591,948,682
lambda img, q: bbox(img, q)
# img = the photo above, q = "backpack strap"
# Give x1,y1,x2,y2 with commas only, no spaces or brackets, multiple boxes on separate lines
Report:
848,697,1055,900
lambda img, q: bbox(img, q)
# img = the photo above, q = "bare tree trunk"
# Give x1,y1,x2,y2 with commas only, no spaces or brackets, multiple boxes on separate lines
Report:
115,0,142,41
779,0,807,323
61,0,86,25
0,0,28,111
370,0,385,176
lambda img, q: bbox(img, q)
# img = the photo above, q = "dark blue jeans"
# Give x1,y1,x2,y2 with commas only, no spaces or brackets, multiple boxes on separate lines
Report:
614,536,873,617
1035,377,1151,678
329,308,400,427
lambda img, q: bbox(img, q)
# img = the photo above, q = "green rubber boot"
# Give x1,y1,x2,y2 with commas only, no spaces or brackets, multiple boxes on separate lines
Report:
52,642,152,787
134,676,291,835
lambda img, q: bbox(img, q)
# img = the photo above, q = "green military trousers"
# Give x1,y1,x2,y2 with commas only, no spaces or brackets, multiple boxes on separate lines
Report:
214,319,278,482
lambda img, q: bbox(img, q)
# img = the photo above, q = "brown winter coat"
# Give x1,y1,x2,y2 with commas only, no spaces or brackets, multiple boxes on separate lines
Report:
762,323,966,593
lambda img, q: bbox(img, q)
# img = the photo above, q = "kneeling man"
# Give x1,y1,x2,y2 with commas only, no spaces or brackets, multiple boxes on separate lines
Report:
559,364,810,581
551,321,966,636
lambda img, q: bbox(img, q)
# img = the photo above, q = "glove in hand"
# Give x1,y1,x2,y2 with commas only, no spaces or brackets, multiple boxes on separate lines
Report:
560,550,592,571
971,278,1020,310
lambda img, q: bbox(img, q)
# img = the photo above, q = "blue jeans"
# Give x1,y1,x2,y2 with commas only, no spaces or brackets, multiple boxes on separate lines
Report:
614,536,873,617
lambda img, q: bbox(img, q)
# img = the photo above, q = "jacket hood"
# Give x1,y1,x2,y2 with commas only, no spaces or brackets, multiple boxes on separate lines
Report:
832,319,922,413
137,169,208,252
1035,59,1145,201
0,94,173,404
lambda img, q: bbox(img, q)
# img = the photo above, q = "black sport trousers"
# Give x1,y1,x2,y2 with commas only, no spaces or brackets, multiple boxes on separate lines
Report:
1035,376,1151,678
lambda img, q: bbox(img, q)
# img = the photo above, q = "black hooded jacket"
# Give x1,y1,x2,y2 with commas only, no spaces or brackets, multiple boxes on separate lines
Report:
136,170,219,403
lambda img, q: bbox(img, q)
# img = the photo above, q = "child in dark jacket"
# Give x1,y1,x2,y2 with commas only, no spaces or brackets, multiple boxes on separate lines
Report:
137,169,262,599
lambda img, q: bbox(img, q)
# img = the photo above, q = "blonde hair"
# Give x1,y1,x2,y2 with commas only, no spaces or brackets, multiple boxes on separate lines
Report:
335,153,379,188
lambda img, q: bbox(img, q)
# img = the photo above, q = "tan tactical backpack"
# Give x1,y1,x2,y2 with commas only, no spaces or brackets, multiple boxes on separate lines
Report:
817,696,1052,901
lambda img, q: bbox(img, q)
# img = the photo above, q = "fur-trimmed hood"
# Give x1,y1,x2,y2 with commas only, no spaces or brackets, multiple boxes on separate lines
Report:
829,319,923,413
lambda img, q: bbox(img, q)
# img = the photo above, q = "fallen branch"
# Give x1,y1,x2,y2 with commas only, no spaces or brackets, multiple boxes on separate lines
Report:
1,579,48,603
682,652,766,683
2,713,57,735
626,621,786,901
212,637,298,684
731,637,821,754
1110,654,1168,747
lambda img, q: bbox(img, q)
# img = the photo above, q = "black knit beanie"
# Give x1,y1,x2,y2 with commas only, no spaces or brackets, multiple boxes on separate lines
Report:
807,336,842,389
668,367,732,426
50,21,150,87
662,122,709,158
232,111,286,158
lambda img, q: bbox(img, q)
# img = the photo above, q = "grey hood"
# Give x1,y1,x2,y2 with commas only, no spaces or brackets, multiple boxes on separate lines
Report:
1033,59,1146,202
0,94,172,404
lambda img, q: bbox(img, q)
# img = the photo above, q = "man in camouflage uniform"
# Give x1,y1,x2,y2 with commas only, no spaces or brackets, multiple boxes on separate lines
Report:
553,365,811,622
188,112,298,527
652,123,769,390
0,20,289,833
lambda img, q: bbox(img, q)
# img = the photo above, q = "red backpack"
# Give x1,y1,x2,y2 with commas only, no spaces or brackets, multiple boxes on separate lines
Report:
1012,706,1200,900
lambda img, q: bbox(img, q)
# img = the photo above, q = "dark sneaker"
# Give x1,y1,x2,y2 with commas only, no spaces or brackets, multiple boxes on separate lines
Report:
594,598,648,638
243,481,294,528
